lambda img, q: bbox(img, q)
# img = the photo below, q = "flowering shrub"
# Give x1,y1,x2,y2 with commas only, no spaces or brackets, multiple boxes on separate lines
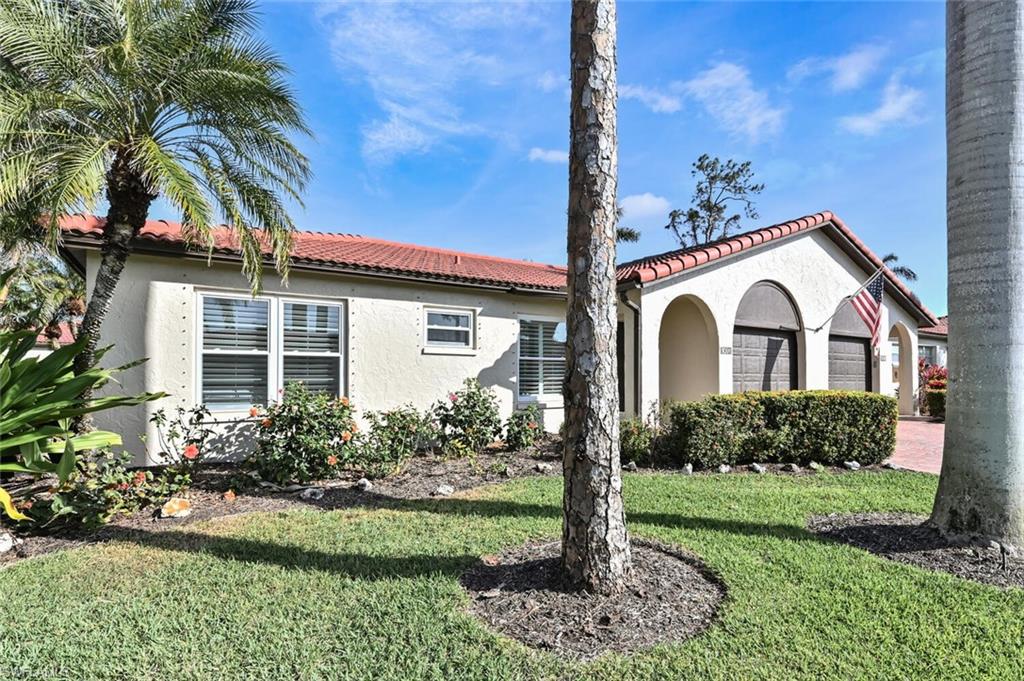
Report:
920,363,948,418
250,382,358,484
22,450,158,529
356,406,436,478
141,404,214,496
620,417,658,465
504,404,542,451
432,378,502,456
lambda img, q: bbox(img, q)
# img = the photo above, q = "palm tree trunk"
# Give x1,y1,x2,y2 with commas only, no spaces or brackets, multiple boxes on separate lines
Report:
931,0,1024,549
72,159,153,429
562,0,631,594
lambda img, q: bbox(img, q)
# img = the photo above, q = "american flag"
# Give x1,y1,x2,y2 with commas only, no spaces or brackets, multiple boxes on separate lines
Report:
851,272,884,347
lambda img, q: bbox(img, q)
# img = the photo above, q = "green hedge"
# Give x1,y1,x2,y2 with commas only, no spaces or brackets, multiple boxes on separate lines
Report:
656,390,898,469
925,389,946,420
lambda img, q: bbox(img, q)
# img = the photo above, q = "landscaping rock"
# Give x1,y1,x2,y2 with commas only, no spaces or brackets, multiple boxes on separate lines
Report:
0,532,15,554
883,462,902,470
782,463,801,473
750,463,767,474
433,484,455,497
159,497,192,519
681,463,693,475
624,461,638,472
299,487,325,501
356,478,373,491
535,462,554,474
222,490,237,502
502,465,513,477
843,461,861,471
809,461,825,472
716,464,732,474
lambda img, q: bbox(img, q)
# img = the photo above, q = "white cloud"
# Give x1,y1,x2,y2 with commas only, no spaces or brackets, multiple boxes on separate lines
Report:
620,193,671,219
527,147,567,164
788,44,888,92
839,73,924,135
676,63,785,143
619,84,682,114
318,2,553,164
537,70,564,93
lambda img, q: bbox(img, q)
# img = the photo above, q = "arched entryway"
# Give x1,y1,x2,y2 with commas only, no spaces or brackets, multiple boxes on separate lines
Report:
733,281,801,392
889,322,916,415
659,295,718,402
827,300,873,391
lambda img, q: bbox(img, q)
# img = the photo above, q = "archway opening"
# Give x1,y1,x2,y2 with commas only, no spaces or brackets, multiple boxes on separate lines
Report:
659,295,718,403
733,281,801,392
888,322,916,414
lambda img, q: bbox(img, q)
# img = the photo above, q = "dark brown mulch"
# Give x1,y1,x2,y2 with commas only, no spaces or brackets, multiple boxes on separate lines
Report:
0,440,562,566
459,539,725,660
808,512,1024,589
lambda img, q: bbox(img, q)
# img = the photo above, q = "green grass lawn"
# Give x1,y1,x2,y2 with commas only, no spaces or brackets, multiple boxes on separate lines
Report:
2,471,1022,680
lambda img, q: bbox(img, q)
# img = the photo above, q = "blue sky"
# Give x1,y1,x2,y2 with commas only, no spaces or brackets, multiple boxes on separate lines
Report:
215,1,948,313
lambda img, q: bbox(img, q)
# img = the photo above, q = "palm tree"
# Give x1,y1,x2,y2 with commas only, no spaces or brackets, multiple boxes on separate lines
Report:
563,0,632,594
931,1,1024,549
0,0,310,384
882,253,917,282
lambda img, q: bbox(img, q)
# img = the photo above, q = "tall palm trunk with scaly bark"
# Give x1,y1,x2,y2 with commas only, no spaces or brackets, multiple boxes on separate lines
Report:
931,0,1024,549
562,0,632,594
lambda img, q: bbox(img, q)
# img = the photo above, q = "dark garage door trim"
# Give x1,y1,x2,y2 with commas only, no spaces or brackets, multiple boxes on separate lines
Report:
732,326,798,392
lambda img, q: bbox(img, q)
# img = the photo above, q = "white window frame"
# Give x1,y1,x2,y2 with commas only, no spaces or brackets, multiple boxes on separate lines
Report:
196,291,346,413
422,306,477,355
279,297,345,398
516,314,566,406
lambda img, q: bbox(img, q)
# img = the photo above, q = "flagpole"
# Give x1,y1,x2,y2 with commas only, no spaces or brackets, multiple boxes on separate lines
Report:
809,265,886,333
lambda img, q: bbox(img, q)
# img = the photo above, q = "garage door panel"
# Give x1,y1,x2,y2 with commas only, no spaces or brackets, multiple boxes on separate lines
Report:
732,327,796,392
828,336,871,391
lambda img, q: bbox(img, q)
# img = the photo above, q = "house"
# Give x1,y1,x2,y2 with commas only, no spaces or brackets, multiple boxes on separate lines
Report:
917,315,948,367
26,322,76,359
58,210,937,465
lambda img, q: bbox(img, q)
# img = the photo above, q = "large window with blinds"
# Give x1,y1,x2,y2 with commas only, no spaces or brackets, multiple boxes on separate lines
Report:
518,318,566,401
199,295,344,408
200,296,270,407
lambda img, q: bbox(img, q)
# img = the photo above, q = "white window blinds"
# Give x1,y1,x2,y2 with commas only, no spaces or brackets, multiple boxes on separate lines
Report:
518,319,566,399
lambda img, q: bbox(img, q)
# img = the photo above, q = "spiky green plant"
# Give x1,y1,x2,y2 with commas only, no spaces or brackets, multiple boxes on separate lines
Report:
0,0,311,383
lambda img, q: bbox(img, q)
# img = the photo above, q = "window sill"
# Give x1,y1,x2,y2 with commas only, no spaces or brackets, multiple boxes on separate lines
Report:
421,346,477,356
517,398,564,409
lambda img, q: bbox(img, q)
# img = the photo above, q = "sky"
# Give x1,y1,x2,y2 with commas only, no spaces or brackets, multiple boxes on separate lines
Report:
184,1,949,313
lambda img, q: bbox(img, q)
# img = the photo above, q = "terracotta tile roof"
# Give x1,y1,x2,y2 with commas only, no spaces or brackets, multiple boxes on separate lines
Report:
616,210,938,325
35,321,75,346
920,315,948,337
58,214,568,292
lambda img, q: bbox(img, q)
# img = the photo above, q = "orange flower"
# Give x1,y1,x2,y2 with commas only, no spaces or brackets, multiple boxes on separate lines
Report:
249,406,260,418
340,396,350,407
327,455,338,466
351,423,359,433
133,471,147,486
183,444,200,460
261,418,272,428
341,431,352,442
223,490,237,502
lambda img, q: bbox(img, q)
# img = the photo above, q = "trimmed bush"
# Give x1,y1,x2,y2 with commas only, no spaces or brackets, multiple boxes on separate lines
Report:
620,417,658,465
357,406,436,478
925,389,946,420
659,390,897,469
505,404,542,451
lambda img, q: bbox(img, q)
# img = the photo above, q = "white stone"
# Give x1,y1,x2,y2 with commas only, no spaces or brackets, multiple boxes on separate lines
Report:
534,462,554,473
0,532,15,554
355,478,373,491
750,463,767,474
681,463,693,475
433,484,455,497
299,487,325,501
717,464,732,474
843,461,861,471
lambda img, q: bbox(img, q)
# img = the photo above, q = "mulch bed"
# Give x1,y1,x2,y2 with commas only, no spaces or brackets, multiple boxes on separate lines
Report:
459,539,725,660
809,512,1024,589
0,440,562,566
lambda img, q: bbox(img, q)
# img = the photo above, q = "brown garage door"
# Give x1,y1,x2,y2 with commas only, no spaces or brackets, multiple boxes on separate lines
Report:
732,327,797,392
828,335,871,391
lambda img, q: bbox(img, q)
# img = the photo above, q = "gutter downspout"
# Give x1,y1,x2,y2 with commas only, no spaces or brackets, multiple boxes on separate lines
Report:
619,288,642,418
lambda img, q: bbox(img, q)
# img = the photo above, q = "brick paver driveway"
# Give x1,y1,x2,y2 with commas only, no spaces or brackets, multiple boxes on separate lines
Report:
887,419,944,474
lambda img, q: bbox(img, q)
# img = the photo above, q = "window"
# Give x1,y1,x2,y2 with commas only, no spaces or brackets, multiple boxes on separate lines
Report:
199,294,345,409
518,319,566,400
201,296,270,407
920,344,938,366
424,308,474,348
282,302,342,395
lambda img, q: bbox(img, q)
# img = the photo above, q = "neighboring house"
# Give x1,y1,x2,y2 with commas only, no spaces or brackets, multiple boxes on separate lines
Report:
26,322,76,359
918,315,948,367
59,210,937,465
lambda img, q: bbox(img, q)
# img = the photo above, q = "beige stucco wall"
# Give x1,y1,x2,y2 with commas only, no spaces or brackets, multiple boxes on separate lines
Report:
84,252,567,465
631,229,921,415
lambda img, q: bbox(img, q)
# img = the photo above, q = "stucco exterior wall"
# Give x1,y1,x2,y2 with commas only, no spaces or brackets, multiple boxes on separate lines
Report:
84,252,567,465
631,229,921,415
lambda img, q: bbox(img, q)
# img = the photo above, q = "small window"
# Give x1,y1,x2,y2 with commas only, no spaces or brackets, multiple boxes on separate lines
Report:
920,344,938,366
425,309,473,348
518,318,566,400
282,301,342,396
200,296,270,407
